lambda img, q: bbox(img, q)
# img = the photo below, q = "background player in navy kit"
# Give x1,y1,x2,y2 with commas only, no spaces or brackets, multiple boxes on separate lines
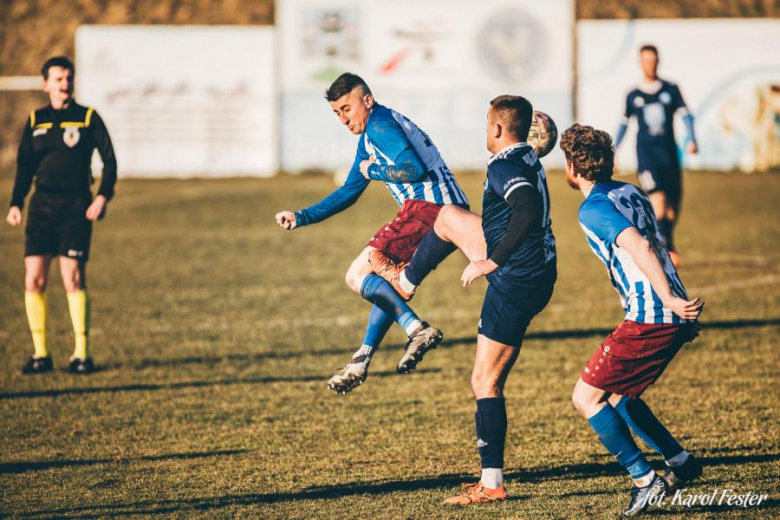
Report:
562,124,704,516
6,56,117,375
614,44,698,267
395,96,556,505
275,73,469,393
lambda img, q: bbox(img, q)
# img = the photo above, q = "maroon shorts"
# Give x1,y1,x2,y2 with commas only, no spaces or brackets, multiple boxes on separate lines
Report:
581,321,697,398
368,199,443,263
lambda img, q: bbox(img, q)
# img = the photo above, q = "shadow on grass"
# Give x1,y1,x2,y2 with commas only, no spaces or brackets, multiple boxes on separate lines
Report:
0,368,440,400
18,450,779,518
0,449,249,475
129,348,351,370
439,317,780,347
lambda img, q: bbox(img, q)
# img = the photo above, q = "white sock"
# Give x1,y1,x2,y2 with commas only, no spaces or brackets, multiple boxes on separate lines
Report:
633,470,656,488
352,344,374,363
666,450,690,468
398,270,417,293
404,319,423,337
480,468,503,489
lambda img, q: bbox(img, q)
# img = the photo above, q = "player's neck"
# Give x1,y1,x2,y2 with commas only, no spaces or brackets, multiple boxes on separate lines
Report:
579,181,596,198
50,98,72,110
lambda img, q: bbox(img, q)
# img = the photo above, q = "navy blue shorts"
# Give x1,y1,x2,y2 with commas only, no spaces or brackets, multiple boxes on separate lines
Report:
478,269,556,348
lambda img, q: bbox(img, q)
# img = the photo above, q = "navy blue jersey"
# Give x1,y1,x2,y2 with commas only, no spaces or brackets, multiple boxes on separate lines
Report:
623,79,689,172
482,143,556,284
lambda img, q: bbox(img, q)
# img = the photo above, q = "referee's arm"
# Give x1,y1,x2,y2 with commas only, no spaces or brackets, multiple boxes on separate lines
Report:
10,119,35,209
91,111,117,202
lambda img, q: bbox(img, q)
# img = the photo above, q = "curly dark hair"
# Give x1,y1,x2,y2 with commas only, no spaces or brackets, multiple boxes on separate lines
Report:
559,124,614,183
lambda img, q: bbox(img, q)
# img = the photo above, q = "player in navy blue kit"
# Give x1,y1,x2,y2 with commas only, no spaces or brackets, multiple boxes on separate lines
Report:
614,44,698,267
275,73,469,394
392,96,556,505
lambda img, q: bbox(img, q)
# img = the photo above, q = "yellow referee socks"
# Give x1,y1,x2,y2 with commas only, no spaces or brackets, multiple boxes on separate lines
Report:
66,290,90,360
25,291,49,358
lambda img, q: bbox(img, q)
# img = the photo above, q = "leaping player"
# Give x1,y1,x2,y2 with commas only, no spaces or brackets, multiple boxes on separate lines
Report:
275,73,469,394
562,123,704,516
614,44,698,267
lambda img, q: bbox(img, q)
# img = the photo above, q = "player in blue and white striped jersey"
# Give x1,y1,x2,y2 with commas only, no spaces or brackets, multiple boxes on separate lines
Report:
578,179,690,325
275,73,468,394
562,123,705,515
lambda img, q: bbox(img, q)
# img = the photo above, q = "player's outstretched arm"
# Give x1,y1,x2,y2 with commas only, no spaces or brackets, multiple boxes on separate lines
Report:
616,227,704,320
275,210,297,231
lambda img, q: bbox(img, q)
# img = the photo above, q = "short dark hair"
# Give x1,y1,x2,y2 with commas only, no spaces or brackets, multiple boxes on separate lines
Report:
559,123,614,183
41,56,74,79
325,73,372,102
490,95,533,141
639,44,658,56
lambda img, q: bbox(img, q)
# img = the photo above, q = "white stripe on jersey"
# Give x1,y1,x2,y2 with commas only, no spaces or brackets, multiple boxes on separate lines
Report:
503,181,532,200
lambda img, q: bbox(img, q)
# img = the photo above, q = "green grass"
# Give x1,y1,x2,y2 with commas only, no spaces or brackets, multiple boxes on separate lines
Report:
0,171,778,519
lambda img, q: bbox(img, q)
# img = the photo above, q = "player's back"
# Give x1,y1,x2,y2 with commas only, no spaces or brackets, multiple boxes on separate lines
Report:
482,143,556,283
579,181,689,323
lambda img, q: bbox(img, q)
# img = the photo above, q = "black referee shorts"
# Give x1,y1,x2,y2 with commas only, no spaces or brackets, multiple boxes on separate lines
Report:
25,192,92,261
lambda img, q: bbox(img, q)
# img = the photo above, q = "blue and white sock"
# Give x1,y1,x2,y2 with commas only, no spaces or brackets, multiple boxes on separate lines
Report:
352,304,394,362
360,274,422,336
614,396,685,462
475,397,507,487
587,404,654,484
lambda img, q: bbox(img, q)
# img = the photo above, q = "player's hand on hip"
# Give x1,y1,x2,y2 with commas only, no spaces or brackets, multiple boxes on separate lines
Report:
688,142,698,154
666,296,704,320
275,210,297,231
461,259,498,287
359,155,376,179
86,195,107,222
6,206,22,227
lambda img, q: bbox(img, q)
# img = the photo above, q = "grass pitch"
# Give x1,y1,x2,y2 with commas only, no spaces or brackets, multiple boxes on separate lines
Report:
0,171,778,519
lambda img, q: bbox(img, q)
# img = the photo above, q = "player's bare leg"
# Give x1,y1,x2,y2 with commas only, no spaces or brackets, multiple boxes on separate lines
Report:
434,205,487,262
378,206,487,300
20,255,54,374
60,256,93,374
445,334,515,505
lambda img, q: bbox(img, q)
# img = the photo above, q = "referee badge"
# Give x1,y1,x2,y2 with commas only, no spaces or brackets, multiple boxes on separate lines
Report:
63,127,80,148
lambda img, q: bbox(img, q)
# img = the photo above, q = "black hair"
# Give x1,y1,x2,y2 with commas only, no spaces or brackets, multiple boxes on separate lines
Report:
490,95,533,141
325,73,372,102
41,56,74,79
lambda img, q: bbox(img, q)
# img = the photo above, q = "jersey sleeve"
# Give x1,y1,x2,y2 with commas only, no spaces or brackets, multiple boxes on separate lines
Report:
579,196,634,246
10,117,34,209
623,92,634,119
365,117,426,183
487,159,533,201
670,83,688,112
294,143,371,227
90,110,118,201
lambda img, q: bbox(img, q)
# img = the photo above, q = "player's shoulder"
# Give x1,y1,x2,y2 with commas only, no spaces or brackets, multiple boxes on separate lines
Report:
366,103,403,135
579,181,626,214
29,105,52,126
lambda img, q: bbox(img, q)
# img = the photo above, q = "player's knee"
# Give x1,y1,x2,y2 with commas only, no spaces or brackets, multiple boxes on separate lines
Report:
344,269,362,294
61,269,84,292
24,273,47,292
434,205,456,237
571,391,596,417
471,371,500,398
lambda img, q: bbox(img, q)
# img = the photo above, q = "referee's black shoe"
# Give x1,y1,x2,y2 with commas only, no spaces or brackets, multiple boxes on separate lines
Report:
68,357,95,375
663,454,703,490
20,355,53,375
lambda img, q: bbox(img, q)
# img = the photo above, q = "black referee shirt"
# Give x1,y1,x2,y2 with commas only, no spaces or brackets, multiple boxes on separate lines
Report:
10,101,117,209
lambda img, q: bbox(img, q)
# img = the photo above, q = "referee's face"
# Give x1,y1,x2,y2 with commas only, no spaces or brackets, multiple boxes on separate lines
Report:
330,88,373,135
43,66,74,108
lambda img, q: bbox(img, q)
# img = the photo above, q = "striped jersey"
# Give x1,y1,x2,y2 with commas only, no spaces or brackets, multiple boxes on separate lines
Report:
295,103,467,227
578,181,690,324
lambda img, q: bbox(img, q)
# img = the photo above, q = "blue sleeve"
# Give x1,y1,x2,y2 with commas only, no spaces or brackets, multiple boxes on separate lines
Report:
487,159,533,200
671,84,687,111
365,118,426,183
579,196,634,245
615,93,633,148
294,146,371,227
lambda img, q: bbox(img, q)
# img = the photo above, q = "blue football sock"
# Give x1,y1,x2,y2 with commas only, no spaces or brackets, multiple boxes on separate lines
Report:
587,404,652,479
360,274,421,335
358,304,394,356
615,396,684,460
405,229,457,287
475,397,507,469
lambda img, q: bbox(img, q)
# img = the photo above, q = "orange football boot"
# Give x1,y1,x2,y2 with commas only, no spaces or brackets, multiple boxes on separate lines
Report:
443,482,508,506
368,249,415,300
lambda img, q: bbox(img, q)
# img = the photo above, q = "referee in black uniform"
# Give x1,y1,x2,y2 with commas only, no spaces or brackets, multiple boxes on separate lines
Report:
6,56,117,374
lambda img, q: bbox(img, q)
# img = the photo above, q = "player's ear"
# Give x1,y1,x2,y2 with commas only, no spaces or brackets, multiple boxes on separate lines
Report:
364,93,374,110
